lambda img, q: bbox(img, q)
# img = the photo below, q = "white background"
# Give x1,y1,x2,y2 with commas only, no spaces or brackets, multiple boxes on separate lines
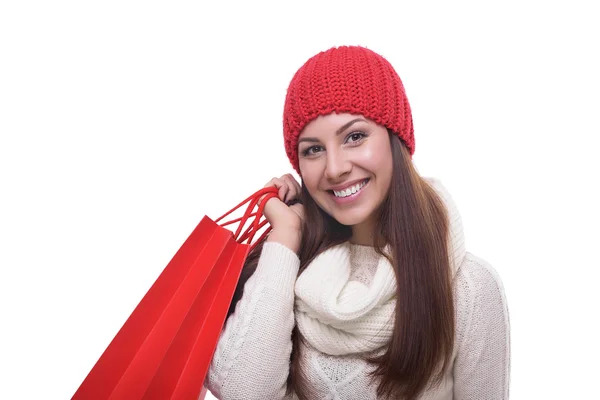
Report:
1,1,598,399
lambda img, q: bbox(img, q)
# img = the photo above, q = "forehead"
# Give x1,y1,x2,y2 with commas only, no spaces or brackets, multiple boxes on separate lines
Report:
299,113,371,138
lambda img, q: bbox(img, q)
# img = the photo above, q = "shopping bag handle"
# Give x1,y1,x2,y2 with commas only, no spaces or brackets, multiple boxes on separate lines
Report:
234,190,277,244
215,187,279,249
215,187,278,225
242,192,277,247
238,217,268,243
244,220,272,252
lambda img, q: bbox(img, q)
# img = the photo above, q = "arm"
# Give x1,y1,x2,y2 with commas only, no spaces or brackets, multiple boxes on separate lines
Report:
453,254,511,400
205,241,299,400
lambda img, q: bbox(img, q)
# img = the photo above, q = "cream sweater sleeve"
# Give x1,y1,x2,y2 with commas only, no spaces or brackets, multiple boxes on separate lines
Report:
205,242,300,400
453,253,511,400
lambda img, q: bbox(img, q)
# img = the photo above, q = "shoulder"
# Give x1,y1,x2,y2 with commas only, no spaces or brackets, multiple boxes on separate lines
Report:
451,253,511,398
454,252,507,300
453,252,510,344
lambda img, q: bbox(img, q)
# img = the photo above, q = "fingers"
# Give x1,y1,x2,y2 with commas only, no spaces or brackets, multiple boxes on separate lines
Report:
264,177,289,203
279,174,301,204
259,174,303,231
262,194,290,228
263,174,301,204
260,177,282,206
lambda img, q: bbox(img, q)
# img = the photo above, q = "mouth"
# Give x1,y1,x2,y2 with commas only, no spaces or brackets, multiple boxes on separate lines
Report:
327,178,370,203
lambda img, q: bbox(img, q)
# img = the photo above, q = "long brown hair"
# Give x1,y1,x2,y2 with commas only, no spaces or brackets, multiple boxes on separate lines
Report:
226,133,454,400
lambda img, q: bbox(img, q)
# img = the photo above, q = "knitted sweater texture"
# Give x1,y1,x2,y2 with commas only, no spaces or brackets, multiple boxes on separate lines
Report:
206,178,510,399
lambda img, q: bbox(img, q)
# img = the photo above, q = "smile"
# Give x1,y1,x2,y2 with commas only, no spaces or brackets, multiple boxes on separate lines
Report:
328,179,370,204
332,179,369,198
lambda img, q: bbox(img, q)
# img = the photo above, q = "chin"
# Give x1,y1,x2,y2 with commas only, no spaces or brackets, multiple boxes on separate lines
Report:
319,200,376,227
330,211,370,226
312,184,384,227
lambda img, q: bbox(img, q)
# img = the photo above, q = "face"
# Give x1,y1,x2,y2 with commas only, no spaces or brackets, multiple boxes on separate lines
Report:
298,113,393,233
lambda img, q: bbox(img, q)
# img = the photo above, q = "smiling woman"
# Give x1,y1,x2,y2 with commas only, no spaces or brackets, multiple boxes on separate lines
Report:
298,115,393,237
204,46,510,400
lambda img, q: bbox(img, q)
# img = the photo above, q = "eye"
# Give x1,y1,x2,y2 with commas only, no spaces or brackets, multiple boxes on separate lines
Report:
302,145,324,156
345,131,367,144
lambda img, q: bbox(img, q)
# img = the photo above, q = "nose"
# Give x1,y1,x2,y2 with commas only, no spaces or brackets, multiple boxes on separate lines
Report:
324,148,351,180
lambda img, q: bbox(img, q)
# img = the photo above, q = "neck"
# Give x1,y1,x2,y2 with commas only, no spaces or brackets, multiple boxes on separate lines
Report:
350,217,377,246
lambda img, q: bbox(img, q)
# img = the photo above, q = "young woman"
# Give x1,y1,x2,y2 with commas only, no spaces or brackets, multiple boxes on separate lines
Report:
205,46,510,400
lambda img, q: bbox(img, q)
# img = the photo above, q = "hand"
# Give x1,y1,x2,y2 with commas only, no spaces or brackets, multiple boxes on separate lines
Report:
261,174,304,252
261,174,304,232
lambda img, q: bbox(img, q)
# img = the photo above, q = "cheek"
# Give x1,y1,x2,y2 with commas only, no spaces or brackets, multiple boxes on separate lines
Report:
299,162,321,192
356,147,388,174
358,142,393,186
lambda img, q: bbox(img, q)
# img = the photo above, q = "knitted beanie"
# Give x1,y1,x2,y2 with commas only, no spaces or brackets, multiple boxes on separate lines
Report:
283,45,415,173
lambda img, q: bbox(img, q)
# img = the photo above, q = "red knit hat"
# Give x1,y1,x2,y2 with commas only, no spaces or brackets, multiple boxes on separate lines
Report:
283,45,415,173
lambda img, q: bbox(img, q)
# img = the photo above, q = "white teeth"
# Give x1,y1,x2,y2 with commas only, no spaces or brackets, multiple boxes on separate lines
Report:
333,180,368,198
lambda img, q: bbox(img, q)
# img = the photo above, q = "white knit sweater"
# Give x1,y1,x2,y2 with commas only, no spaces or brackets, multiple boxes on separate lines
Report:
205,178,510,399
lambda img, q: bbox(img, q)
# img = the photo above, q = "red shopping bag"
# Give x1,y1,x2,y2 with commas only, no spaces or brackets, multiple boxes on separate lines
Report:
72,187,278,400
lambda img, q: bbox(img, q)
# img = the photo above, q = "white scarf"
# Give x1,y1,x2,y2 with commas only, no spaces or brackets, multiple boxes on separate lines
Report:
294,178,466,356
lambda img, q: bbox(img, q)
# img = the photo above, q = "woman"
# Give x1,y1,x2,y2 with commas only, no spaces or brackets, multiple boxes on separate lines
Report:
205,46,510,400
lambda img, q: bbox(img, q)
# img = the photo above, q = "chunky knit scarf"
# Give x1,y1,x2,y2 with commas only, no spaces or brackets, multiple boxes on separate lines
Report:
294,178,466,356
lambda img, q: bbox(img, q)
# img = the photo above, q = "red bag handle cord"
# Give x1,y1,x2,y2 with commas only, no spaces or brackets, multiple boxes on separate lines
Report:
236,191,276,242
231,191,276,240
245,194,279,252
215,187,277,238
244,193,277,244
220,213,259,228
238,217,269,243
238,219,264,242
215,187,279,242
215,187,278,225
247,221,273,253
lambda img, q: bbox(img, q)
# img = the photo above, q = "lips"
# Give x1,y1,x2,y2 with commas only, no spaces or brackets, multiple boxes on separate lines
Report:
325,178,371,205
331,179,369,198
327,178,369,191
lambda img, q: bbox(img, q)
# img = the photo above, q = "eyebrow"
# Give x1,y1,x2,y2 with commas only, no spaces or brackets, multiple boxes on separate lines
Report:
298,118,367,144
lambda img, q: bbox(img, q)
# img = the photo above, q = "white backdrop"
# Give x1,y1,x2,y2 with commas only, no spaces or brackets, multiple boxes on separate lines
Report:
1,1,598,399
